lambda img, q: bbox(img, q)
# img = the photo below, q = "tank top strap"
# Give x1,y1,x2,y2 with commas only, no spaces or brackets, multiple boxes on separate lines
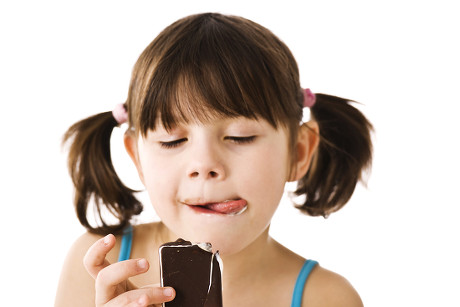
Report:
117,225,133,262
291,259,318,307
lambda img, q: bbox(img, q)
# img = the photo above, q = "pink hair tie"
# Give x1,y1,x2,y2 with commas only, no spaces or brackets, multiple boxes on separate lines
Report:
112,103,128,125
303,88,316,108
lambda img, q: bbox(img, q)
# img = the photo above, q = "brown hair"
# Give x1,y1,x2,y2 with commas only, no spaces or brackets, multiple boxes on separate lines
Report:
63,13,373,234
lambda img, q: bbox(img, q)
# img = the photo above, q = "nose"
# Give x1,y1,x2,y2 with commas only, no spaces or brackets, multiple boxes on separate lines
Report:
189,169,222,179
186,142,226,181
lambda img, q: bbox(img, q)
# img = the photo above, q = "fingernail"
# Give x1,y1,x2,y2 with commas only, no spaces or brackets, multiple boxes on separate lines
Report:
137,259,148,270
163,287,174,297
103,235,111,245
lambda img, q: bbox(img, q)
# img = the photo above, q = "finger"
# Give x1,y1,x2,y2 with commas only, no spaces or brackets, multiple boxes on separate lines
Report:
140,282,160,289
105,287,175,307
83,234,116,279
95,258,150,305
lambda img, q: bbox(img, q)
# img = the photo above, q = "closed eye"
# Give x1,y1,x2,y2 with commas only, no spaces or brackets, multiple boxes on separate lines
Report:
225,136,256,144
159,138,187,149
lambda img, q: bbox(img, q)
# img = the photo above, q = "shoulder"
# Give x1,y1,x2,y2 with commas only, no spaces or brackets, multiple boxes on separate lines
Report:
55,231,122,306
268,241,362,307
302,265,363,307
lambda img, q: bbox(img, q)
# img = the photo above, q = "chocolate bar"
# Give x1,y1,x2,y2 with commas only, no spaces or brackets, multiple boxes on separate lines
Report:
159,239,223,307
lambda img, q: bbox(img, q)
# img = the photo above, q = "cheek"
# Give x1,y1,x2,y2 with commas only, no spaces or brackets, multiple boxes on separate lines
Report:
239,146,289,208
138,153,178,201
251,145,290,182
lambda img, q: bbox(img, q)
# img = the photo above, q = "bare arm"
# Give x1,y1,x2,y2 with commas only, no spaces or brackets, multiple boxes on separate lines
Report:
55,232,103,306
55,232,175,307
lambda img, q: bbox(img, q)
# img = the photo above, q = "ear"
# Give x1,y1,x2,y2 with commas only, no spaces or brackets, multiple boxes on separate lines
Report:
289,120,320,182
124,132,145,185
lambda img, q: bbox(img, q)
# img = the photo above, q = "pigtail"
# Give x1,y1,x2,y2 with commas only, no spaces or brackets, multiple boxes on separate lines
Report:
295,94,373,217
62,108,142,235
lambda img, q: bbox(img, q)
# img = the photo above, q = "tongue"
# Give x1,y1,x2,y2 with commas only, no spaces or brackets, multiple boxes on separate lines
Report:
205,199,247,215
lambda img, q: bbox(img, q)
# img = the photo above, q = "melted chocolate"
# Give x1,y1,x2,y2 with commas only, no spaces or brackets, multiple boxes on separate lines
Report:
159,239,223,307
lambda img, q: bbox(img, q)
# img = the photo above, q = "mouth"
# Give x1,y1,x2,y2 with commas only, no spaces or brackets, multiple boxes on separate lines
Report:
184,199,248,216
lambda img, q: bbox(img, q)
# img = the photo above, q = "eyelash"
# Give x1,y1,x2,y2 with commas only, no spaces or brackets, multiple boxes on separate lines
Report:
159,136,256,148
159,138,187,149
225,136,256,144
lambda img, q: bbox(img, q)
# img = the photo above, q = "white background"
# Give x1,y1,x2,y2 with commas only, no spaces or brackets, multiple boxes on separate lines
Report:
1,0,459,306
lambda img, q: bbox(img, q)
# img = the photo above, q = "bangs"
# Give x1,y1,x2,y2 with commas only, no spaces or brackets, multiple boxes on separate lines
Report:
137,13,301,135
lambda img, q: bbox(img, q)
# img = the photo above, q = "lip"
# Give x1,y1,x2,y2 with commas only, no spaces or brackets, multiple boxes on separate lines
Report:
182,199,248,215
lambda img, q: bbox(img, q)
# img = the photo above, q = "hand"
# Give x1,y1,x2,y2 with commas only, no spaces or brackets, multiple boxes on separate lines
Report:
84,234,175,306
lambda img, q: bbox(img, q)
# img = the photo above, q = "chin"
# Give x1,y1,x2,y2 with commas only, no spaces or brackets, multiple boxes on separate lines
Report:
158,206,272,256
171,226,254,256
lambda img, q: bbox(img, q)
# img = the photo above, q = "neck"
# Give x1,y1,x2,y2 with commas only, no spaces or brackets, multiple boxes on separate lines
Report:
219,227,276,294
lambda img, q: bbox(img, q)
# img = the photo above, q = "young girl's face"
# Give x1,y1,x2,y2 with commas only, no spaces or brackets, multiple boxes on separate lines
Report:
130,116,294,255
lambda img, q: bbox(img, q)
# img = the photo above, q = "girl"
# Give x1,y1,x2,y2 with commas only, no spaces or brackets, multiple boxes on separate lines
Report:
56,13,372,307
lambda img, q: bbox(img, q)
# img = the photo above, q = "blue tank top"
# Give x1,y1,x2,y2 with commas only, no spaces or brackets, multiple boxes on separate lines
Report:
118,226,318,306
